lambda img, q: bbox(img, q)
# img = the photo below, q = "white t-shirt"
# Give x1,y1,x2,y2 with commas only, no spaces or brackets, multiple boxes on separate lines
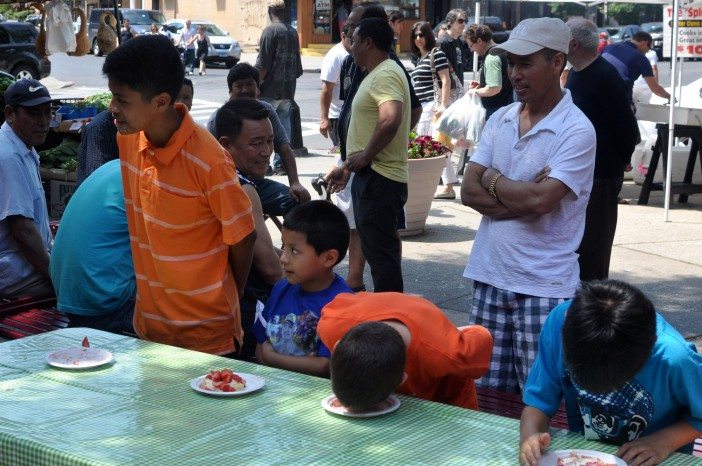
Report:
320,42,348,119
634,50,658,88
464,90,596,298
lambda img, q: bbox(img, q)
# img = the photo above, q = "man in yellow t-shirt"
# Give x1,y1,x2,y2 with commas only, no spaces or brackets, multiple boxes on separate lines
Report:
326,17,411,292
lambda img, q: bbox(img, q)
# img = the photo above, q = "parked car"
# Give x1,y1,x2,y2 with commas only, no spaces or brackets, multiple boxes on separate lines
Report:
88,8,167,56
164,19,241,68
609,24,642,43
0,22,51,79
641,22,663,59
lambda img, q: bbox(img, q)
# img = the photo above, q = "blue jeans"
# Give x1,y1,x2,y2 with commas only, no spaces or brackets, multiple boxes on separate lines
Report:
261,98,292,169
66,297,135,335
256,177,297,217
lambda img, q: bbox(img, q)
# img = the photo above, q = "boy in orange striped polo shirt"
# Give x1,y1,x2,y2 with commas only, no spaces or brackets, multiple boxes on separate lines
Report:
103,35,256,355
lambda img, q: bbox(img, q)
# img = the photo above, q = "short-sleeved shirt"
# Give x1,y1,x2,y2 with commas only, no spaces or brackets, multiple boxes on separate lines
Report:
483,54,502,88
602,41,653,101
411,48,449,104
252,274,351,357
437,35,465,85
256,22,303,101
0,122,52,294
181,27,196,49
464,90,596,298
320,42,349,119
207,99,288,149
318,292,494,409
524,301,702,452
118,104,255,355
634,49,658,89
50,160,135,315
347,59,411,183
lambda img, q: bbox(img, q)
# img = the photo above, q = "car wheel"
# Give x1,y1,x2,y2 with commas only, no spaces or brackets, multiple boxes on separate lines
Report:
92,39,103,57
225,58,238,68
11,64,38,80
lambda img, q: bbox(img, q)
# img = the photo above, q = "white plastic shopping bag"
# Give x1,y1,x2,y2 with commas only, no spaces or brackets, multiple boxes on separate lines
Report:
436,93,486,148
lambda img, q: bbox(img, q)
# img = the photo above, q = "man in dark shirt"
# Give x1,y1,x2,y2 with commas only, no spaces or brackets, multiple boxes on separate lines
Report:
255,1,303,174
601,31,670,105
76,110,119,186
438,9,467,86
566,18,640,281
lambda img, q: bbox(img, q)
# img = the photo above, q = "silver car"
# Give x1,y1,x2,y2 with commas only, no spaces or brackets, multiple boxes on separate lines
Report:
164,19,241,68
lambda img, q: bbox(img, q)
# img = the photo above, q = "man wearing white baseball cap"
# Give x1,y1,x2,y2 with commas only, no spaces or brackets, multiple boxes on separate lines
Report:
460,17,596,395
0,79,55,299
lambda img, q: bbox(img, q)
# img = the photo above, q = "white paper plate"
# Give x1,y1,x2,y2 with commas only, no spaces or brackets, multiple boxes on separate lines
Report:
46,347,113,369
539,449,627,466
189,373,265,397
321,394,401,418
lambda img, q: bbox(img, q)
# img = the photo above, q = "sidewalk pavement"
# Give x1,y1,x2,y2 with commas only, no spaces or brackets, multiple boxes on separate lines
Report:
269,147,702,351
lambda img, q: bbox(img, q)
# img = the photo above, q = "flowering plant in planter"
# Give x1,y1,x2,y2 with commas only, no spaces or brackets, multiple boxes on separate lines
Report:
407,132,452,160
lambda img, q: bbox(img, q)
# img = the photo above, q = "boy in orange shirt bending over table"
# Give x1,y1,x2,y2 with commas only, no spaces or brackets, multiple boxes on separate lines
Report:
317,292,493,410
103,35,256,355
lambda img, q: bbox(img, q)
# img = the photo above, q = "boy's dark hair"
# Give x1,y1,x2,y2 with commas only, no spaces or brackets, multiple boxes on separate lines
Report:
465,23,492,43
387,10,404,23
563,280,657,393
355,18,394,54
183,77,193,94
215,98,269,142
632,31,653,47
103,35,183,104
358,2,387,21
282,200,349,264
331,321,405,411
227,62,260,92
409,21,436,56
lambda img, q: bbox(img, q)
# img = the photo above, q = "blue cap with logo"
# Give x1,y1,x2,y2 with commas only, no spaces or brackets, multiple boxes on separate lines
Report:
4,79,53,107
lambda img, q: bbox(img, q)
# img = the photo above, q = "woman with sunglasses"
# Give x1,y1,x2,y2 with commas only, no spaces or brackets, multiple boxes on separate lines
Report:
409,21,450,136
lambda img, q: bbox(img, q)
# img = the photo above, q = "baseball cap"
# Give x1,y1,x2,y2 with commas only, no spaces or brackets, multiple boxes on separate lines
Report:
492,17,571,56
4,79,53,107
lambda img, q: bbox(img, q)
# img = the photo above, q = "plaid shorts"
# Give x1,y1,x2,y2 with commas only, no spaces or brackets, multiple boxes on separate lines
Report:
469,281,567,394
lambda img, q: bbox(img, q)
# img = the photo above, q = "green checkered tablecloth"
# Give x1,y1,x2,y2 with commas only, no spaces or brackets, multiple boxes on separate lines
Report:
0,328,699,465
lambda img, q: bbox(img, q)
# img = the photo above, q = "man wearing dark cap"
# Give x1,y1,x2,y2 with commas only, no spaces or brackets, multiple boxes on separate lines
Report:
0,79,55,299
460,18,596,394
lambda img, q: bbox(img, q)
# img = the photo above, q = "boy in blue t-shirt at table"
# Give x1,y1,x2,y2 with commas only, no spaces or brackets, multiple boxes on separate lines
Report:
520,280,702,466
254,200,351,376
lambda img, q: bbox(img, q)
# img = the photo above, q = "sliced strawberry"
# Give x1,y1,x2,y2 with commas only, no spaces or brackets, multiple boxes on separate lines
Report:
81,337,90,348
220,384,234,392
231,374,244,384
210,370,222,382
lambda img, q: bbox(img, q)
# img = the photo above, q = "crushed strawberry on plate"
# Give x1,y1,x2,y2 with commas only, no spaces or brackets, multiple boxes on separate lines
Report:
199,368,246,393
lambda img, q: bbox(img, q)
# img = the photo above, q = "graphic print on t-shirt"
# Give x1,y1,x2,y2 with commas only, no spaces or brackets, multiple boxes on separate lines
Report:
266,310,320,356
565,371,654,444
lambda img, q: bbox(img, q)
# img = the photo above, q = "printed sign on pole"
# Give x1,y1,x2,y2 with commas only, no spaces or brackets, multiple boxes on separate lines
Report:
316,0,331,11
663,4,702,58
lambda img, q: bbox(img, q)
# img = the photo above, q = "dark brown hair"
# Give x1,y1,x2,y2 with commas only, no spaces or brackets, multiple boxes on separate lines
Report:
409,21,436,56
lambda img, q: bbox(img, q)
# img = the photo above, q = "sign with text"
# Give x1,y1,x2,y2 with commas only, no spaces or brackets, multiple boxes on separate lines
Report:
664,5,702,58
316,0,331,11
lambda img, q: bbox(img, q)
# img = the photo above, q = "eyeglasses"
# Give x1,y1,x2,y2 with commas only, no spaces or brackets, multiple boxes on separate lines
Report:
457,18,466,24
414,33,425,38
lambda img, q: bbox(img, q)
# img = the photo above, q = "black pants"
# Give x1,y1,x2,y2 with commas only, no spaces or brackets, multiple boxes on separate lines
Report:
577,177,623,281
352,167,407,292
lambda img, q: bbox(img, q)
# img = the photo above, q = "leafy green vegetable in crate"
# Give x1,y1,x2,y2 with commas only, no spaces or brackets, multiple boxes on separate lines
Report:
39,139,79,171
0,76,15,94
82,93,112,112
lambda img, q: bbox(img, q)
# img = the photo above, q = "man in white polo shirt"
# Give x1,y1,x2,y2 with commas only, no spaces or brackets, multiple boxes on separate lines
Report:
460,17,596,394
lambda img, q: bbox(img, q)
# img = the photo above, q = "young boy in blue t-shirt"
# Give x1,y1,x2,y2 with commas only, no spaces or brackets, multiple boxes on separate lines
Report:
254,200,351,376
520,280,702,466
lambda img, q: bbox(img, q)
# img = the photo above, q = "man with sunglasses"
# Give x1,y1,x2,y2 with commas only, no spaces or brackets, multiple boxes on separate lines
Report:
438,9,468,86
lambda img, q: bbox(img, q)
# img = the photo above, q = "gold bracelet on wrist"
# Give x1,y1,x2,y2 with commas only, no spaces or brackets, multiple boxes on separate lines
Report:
489,173,502,202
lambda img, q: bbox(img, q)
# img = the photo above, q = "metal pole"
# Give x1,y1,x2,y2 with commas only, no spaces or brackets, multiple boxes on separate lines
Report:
473,1,480,81
114,0,121,45
664,0,680,222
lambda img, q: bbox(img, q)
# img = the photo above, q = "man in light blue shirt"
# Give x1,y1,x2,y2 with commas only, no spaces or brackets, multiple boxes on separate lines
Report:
177,19,197,75
50,160,135,334
0,79,54,299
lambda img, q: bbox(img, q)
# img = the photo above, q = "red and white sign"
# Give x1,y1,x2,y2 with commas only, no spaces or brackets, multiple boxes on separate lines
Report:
663,5,702,58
